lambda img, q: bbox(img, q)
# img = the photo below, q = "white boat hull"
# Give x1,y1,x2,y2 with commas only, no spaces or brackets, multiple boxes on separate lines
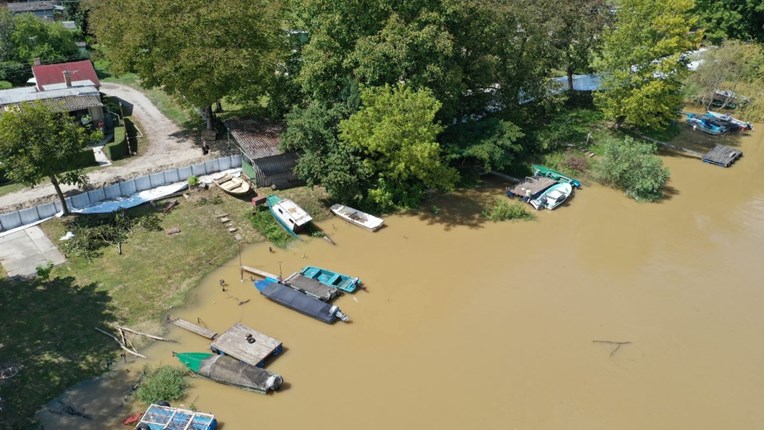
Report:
330,204,384,232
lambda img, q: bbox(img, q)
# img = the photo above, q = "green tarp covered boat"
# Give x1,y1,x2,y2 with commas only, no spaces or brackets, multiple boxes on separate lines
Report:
174,352,283,394
531,165,581,188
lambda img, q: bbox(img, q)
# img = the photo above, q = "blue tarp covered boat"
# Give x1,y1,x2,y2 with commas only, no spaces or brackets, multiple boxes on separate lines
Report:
254,279,350,324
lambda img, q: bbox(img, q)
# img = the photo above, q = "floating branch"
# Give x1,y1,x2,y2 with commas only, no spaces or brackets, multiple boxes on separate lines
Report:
116,325,170,341
95,327,146,359
593,340,632,358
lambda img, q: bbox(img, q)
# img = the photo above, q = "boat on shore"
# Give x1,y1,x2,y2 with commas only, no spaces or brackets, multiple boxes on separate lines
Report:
705,111,753,131
267,195,313,237
174,352,283,394
135,403,217,430
254,279,350,324
330,204,384,231
529,182,573,210
214,174,251,196
300,266,361,293
531,165,581,188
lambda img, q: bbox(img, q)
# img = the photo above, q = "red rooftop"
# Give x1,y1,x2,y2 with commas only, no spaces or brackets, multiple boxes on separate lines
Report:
32,60,101,91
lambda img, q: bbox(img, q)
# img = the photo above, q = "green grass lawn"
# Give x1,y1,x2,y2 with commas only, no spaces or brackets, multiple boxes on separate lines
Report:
0,182,25,197
0,185,329,427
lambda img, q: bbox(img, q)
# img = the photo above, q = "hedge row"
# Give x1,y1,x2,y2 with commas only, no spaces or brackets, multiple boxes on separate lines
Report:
104,125,128,160
72,147,97,168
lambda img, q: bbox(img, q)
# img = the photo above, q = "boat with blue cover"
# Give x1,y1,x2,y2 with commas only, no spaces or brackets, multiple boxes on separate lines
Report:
135,403,216,430
531,165,581,188
705,111,752,131
267,195,312,237
254,279,350,324
299,266,361,293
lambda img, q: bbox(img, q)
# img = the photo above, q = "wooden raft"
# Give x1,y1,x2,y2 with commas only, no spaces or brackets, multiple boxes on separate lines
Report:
702,145,742,167
172,318,218,340
210,323,282,367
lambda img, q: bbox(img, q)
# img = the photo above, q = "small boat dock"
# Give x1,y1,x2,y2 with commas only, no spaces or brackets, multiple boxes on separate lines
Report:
210,323,283,367
283,272,341,301
703,145,742,167
506,177,557,199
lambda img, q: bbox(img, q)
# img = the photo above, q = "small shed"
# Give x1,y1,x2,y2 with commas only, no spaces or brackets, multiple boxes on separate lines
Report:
209,323,282,368
224,118,300,189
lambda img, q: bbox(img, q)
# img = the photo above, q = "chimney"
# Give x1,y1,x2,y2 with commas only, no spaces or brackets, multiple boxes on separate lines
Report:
63,70,72,88
34,58,41,66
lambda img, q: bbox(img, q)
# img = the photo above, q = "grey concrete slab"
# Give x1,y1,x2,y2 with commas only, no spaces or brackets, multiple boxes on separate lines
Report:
0,226,65,276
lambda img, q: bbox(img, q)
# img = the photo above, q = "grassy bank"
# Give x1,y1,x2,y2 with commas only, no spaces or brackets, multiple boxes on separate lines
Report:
0,185,329,427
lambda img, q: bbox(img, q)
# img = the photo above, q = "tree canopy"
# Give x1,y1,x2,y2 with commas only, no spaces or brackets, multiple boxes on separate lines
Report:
0,102,98,214
594,0,702,129
693,0,764,44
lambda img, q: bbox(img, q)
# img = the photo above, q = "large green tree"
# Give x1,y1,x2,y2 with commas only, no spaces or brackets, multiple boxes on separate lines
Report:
338,84,458,209
8,14,80,64
86,0,285,129
0,103,98,215
693,0,763,43
594,0,702,129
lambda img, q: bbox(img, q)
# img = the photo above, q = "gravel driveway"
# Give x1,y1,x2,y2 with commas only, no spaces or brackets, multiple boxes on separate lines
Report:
0,83,207,211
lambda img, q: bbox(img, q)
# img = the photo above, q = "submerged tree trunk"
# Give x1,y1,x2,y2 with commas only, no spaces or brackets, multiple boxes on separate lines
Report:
50,174,70,215
206,104,215,131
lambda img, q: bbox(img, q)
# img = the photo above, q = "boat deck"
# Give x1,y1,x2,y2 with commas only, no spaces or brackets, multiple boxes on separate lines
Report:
283,272,340,301
506,176,557,199
210,323,282,367
703,145,742,167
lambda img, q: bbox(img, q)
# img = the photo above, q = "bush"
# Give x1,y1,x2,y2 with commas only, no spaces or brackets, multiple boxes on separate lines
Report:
482,198,534,221
562,152,589,173
0,80,12,90
135,365,189,405
592,136,669,202
187,175,199,187
249,209,294,248
72,147,97,168
103,126,128,160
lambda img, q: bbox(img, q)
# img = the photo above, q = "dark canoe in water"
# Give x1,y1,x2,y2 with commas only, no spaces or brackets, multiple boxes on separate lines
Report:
174,352,283,394
254,280,350,324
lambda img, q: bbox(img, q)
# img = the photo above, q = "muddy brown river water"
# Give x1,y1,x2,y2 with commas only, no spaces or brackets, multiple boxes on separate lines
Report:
40,125,763,430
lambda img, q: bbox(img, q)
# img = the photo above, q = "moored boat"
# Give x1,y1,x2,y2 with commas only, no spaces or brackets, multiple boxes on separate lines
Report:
300,265,361,293
282,272,341,301
174,352,283,394
267,195,312,237
254,279,350,324
214,173,251,196
135,403,217,430
529,182,573,210
686,113,738,135
705,111,753,131
330,203,384,231
531,165,581,188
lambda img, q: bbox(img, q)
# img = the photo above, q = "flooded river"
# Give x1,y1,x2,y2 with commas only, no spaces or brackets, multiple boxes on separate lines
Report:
44,126,763,429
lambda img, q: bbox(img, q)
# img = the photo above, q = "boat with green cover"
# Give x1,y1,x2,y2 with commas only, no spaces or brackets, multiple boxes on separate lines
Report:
531,164,581,188
174,352,283,394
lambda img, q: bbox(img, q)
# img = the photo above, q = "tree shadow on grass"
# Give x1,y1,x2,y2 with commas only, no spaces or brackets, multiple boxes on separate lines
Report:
0,276,117,429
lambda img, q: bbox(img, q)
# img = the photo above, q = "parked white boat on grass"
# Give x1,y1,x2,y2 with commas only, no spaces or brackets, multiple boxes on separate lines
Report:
529,182,572,210
214,174,250,196
330,204,384,232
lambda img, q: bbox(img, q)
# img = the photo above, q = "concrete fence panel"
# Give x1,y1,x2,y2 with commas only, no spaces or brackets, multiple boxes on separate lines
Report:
19,207,40,225
69,192,91,209
0,212,22,231
163,169,181,184
134,175,152,191
149,172,165,188
104,184,122,200
177,166,193,181
87,188,107,204
120,179,137,196
191,162,207,176
204,159,219,174
37,203,58,219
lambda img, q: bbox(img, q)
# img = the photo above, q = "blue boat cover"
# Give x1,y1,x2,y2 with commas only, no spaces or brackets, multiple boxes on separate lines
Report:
255,280,337,324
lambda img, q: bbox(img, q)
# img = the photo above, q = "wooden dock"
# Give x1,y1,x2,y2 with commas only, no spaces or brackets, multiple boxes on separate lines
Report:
171,318,218,340
283,272,340,301
210,323,282,367
703,145,742,167
241,264,279,280
506,177,557,199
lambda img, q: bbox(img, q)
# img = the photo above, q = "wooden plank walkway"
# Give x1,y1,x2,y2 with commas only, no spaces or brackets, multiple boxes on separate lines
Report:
283,272,340,301
210,323,282,367
703,145,742,167
171,318,218,340
241,264,279,280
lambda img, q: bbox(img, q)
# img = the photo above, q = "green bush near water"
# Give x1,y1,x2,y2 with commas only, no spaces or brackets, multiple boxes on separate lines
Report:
136,365,189,405
482,198,534,221
592,136,669,202
249,209,295,248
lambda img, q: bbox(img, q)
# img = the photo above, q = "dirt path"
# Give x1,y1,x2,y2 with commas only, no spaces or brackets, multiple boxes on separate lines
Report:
0,83,207,212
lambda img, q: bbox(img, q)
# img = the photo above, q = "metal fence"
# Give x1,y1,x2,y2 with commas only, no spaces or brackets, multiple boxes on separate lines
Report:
0,155,242,232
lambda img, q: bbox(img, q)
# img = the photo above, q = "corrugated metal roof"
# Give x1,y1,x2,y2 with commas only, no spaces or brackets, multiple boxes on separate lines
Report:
37,95,103,112
7,1,53,12
0,85,99,106
224,118,284,160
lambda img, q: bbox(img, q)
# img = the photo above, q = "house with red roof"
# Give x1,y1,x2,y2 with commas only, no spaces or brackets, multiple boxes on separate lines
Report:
32,60,101,91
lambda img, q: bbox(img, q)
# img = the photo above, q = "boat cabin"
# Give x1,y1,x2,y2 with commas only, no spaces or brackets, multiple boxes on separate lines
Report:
272,198,312,230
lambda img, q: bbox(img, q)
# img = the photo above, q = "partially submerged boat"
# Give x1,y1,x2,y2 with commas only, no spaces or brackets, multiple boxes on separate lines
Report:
135,403,217,430
267,195,313,237
705,111,753,131
300,265,361,293
531,165,581,188
174,352,283,394
529,182,573,210
214,174,251,196
330,204,384,232
254,279,350,324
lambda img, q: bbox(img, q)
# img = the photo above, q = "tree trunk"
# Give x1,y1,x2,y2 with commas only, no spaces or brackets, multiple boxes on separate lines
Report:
50,175,70,215
206,104,215,131
567,66,575,91
215,101,223,113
